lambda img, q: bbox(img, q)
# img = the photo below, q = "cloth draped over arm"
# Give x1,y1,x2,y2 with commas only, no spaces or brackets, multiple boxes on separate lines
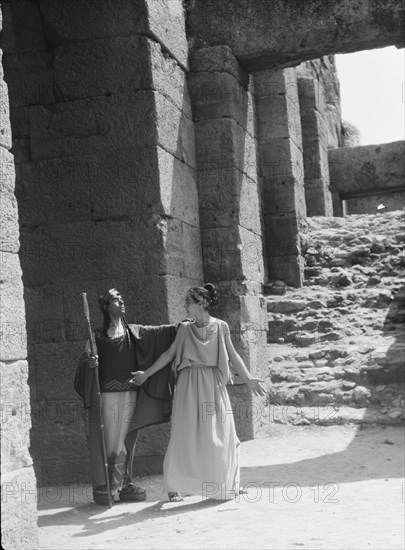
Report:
128,323,177,429
74,323,177,427
73,323,177,487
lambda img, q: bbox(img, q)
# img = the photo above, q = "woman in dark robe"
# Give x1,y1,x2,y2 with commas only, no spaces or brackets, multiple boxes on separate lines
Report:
75,288,177,505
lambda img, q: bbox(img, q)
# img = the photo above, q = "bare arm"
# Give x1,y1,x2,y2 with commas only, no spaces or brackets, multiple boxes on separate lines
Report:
130,337,177,385
222,322,266,397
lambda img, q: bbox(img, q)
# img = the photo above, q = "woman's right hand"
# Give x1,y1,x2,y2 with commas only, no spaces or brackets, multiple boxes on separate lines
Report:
130,371,148,386
88,355,99,369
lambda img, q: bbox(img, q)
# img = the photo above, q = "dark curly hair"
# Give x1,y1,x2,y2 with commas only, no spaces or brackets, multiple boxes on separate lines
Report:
188,283,218,309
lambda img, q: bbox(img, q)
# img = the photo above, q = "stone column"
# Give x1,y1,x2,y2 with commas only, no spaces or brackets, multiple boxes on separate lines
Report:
2,0,203,483
298,76,333,216
254,68,307,287
0,4,39,547
189,46,267,440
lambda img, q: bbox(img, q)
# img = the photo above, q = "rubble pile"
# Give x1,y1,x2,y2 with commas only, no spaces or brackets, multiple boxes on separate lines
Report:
266,210,405,425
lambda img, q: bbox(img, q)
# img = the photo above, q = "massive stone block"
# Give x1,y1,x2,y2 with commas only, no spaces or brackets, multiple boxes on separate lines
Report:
0,79,12,149
1,466,39,549
29,399,88,465
189,71,249,128
190,47,267,438
0,148,19,252
3,50,55,108
28,92,195,167
33,342,85,401
195,118,257,182
298,76,333,216
345,190,405,214
328,141,405,196
39,0,188,68
0,280,27,362
1,28,38,540
254,68,306,287
1,360,33,472
255,68,302,147
264,212,307,287
260,137,306,215
17,147,199,230
187,0,405,71
198,166,262,234
202,226,264,283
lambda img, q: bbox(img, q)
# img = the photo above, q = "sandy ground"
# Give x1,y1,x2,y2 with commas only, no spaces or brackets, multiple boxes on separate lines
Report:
37,423,404,550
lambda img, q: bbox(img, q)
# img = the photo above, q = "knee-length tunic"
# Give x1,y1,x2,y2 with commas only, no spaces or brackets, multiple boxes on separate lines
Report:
163,320,240,500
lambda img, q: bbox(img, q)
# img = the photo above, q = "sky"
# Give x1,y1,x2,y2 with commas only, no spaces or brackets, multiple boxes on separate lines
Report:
335,46,404,146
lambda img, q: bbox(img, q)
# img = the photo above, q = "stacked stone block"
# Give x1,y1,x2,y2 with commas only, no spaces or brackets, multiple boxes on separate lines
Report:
1,3,39,547
298,76,333,216
2,0,203,485
328,141,405,214
188,46,267,439
254,68,307,287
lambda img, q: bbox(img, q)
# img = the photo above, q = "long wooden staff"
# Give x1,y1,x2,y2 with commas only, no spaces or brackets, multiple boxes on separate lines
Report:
81,293,113,508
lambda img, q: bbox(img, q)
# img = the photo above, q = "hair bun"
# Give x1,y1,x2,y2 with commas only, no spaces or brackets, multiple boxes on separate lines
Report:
204,283,218,307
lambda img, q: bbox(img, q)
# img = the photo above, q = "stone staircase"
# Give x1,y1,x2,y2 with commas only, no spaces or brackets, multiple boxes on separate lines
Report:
265,210,405,425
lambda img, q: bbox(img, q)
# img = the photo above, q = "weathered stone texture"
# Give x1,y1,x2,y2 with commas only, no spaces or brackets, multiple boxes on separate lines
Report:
0,280,27,362
17,148,198,228
1,360,33,472
53,36,191,116
202,225,264,283
39,0,188,68
1,19,38,541
1,467,39,549
264,213,307,287
298,76,333,216
0,79,12,149
345,190,405,215
190,47,267,434
195,118,257,181
33,342,84,401
19,217,200,286
0,147,19,253
260,137,306,215
28,92,195,168
187,0,405,71
296,56,342,148
254,67,306,287
29,401,89,476
255,68,302,148
4,50,55,108
198,167,262,234
227,384,267,441
329,141,405,197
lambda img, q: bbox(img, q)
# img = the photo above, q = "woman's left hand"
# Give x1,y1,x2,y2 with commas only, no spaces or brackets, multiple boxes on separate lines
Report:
130,371,148,386
247,377,267,396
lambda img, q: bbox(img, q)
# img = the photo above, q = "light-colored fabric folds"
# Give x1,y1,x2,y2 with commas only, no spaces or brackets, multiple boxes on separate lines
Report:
164,321,240,500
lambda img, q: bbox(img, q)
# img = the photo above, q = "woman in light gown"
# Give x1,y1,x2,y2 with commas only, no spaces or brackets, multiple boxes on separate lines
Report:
130,283,266,501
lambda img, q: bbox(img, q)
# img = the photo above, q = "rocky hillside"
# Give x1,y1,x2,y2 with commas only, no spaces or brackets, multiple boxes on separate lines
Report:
266,210,405,425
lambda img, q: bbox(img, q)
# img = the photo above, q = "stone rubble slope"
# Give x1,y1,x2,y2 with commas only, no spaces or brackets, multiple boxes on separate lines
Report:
265,210,405,426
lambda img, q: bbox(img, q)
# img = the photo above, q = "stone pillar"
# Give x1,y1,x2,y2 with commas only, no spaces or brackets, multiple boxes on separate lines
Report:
189,46,267,440
0,4,39,547
298,76,333,216
254,68,307,288
2,0,203,483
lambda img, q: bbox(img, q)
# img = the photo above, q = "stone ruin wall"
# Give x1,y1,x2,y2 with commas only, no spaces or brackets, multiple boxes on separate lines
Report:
329,141,405,215
0,6,39,550
1,1,404,548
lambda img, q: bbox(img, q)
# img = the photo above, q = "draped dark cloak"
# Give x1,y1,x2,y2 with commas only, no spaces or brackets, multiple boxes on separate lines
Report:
74,323,177,487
